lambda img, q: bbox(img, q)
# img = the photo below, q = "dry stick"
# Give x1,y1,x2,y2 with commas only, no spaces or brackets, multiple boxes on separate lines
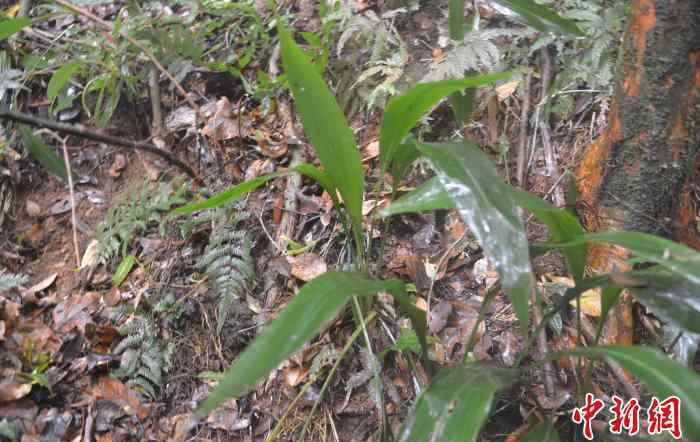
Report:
516,70,532,186
35,129,80,267
272,43,306,249
52,0,203,121
0,109,197,179
538,48,565,207
531,281,555,397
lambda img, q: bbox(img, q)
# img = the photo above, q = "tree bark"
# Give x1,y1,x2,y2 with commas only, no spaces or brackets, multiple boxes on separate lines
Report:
575,0,700,345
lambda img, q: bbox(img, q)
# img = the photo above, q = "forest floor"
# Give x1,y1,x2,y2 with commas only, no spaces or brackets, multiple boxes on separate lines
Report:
1,1,698,441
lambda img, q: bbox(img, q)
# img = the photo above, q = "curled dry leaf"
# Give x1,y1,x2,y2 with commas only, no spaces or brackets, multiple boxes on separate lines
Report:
108,153,127,178
288,252,327,282
80,239,101,269
93,376,150,420
201,97,248,141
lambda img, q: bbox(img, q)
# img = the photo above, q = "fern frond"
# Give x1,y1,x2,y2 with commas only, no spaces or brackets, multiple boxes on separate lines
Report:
0,268,28,291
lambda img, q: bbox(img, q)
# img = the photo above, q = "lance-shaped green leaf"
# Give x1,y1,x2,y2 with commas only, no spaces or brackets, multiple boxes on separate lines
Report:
398,363,517,442
448,0,465,40
0,17,30,41
491,0,584,36
570,346,700,440
47,60,84,103
171,172,283,215
554,232,700,285
379,177,454,218
510,187,586,283
416,140,532,331
379,71,512,174
278,24,364,238
389,138,421,188
20,126,69,182
294,163,338,206
522,422,561,442
616,267,700,335
198,272,405,415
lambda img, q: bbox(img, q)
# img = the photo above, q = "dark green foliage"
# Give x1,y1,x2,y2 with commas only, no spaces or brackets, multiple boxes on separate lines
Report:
113,316,173,399
94,180,188,265
0,268,28,291
197,212,255,335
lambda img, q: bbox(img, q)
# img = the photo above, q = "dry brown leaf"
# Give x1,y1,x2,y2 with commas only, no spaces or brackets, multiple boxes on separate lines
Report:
0,381,32,403
496,80,520,101
94,376,150,420
288,253,327,282
569,287,602,317
201,97,246,141
108,154,127,178
52,292,100,333
26,199,41,218
362,140,379,161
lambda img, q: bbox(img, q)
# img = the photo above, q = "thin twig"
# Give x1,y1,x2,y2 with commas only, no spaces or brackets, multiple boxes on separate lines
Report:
516,70,532,186
0,109,198,179
35,129,80,267
52,0,204,120
531,281,555,396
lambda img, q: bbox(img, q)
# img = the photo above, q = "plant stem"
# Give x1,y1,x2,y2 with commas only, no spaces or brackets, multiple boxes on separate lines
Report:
299,310,377,442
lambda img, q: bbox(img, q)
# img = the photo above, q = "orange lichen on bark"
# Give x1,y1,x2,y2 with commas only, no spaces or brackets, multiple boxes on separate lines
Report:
691,51,700,87
576,102,622,212
623,0,656,97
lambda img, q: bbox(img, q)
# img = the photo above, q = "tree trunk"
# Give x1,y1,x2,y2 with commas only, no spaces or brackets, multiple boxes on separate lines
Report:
575,0,700,345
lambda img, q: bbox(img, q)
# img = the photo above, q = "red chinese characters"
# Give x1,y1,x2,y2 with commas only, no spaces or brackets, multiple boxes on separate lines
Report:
572,393,605,440
647,396,682,440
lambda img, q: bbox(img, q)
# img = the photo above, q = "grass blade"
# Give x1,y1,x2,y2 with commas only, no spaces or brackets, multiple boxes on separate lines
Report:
170,172,283,215
491,0,584,36
198,272,405,415
522,422,561,442
278,24,365,237
20,126,69,182
398,363,517,442
379,71,512,174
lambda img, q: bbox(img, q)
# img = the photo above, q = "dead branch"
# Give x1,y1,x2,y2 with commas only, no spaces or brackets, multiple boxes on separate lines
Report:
0,109,198,179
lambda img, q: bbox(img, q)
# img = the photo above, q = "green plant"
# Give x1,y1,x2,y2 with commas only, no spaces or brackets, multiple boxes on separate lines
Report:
168,3,699,441
0,268,28,292
197,210,255,335
112,315,174,399
93,180,188,266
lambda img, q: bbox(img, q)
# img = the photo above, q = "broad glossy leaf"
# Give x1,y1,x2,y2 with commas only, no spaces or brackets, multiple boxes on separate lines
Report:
47,61,84,103
510,187,586,282
198,272,405,415
449,88,476,123
619,268,700,335
379,177,453,218
0,17,30,41
20,126,69,182
278,24,364,236
417,141,532,331
571,346,700,440
491,0,584,36
389,138,421,188
112,255,136,287
556,232,700,285
380,71,512,174
398,363,517,442
522,422,561,442
171,172,282,215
